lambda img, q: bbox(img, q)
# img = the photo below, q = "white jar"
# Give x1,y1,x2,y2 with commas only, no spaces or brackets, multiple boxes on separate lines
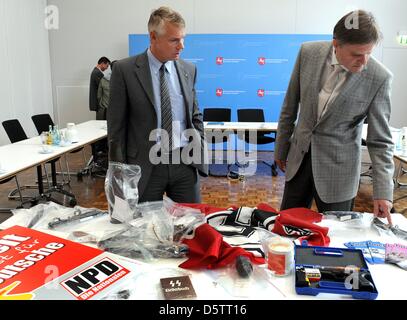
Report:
66,123,79,143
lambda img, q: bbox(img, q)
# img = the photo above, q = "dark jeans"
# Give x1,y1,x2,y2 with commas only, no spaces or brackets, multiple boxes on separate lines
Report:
280,151,354,213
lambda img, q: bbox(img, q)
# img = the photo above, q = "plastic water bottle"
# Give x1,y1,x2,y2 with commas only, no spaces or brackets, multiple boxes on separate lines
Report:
47,125,53,145
52,125,60,145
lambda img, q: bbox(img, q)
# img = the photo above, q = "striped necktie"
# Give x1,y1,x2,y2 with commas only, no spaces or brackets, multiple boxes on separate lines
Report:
160,63,173,151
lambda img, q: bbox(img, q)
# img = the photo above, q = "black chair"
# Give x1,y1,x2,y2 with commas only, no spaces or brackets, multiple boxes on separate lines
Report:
203,108,231,123
236,108,278,176
3,118,76,207
0,174,24,213
31,114,87,180
1,120,38,205
203,108,233,177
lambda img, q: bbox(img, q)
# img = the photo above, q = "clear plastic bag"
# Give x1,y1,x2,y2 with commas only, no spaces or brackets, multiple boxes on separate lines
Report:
104,161,141,223
163,196,205,242
5,202,66,230
322,211,364,222
373,217,407,242
97,198,204,261
207,256,287,298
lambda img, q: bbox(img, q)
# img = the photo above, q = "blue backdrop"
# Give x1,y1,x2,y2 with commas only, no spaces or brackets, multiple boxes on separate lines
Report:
129,34,331,149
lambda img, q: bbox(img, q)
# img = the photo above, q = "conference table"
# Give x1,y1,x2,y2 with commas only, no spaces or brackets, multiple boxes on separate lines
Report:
1,204,406,300
0,120,107,183
0,120,107,207
203,122,279,175
204,121,278,132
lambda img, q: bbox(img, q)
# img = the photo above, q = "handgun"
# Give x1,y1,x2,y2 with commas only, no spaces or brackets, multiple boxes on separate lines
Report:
296,266,375,292
318,266,375,292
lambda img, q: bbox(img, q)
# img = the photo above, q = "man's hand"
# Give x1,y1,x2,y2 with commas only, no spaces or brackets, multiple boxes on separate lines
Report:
373,199,393,226
275,159,287,172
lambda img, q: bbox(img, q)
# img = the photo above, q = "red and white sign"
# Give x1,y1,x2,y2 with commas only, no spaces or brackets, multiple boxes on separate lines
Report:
0,226,134,300
257,89,265,97
216,88,223,97
258,57,266,65
216,57,224,65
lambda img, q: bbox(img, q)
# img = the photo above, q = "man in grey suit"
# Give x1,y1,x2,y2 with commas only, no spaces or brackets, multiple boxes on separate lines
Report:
108,7,208,203
275,10,394,225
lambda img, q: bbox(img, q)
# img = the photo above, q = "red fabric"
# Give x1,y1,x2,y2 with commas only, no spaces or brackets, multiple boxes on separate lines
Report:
254,203,330,246
179,223,264,269
276,208,330,246
179,203,330,269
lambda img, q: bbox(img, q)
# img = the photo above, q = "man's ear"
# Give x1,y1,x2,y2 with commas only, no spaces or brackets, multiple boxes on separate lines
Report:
150,31,156,42
332,38,338,49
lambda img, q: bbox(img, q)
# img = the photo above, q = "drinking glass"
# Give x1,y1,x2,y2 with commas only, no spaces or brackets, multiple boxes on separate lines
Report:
40,131,48,145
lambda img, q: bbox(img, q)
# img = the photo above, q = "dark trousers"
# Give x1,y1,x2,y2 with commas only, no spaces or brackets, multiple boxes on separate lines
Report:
93,108,108,159
280,151,354,213
139,162,201,204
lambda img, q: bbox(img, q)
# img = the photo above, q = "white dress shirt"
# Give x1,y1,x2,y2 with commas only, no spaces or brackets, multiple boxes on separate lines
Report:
317,48,349,121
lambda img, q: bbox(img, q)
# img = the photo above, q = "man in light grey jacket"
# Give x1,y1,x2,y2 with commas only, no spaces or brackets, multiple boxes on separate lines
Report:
275,10,394,225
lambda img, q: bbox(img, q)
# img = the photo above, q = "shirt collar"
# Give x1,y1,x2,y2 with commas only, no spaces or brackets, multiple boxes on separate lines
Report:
147,48,174,75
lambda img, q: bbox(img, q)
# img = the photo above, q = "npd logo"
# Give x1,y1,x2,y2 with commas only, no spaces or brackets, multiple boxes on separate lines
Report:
216,88,223,97
216,57,223,65
258,57,266,65
61,258,130,300
257,89,265,97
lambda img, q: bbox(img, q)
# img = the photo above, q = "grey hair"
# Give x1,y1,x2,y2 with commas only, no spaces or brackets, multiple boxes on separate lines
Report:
148,6,185,35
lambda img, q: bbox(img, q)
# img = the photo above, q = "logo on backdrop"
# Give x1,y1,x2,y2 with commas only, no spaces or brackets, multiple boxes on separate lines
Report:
258,57,266,65
216,57,224,65
257,89,265,97
44,5,59,30
216,88,223,97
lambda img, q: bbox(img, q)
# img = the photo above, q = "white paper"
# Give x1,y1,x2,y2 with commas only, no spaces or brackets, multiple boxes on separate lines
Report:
112,195,133,222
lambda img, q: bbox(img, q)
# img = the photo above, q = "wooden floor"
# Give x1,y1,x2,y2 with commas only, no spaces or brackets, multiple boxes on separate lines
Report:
1,146,406,223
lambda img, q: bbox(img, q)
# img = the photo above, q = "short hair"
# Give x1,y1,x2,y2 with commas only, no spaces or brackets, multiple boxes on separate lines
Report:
98,57,111,65
333,10,382,45
148,6,185,35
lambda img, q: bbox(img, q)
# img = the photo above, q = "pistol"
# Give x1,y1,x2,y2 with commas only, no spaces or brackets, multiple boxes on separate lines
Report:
318,266,375,292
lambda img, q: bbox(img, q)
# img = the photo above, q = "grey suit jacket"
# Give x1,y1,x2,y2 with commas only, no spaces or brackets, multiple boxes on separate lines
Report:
107,51,208,197
275,41,394,203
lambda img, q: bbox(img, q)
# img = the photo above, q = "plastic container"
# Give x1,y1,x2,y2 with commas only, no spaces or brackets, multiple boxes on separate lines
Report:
66,123,79,143
266,237,294,276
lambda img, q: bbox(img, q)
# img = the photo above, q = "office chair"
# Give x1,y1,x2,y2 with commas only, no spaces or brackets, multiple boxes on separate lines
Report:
31,113,87,181
2,119,40,203
2,119,76,208
203,108,232,177
203,108,231,123
0,170,24,210
236,108,278,176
